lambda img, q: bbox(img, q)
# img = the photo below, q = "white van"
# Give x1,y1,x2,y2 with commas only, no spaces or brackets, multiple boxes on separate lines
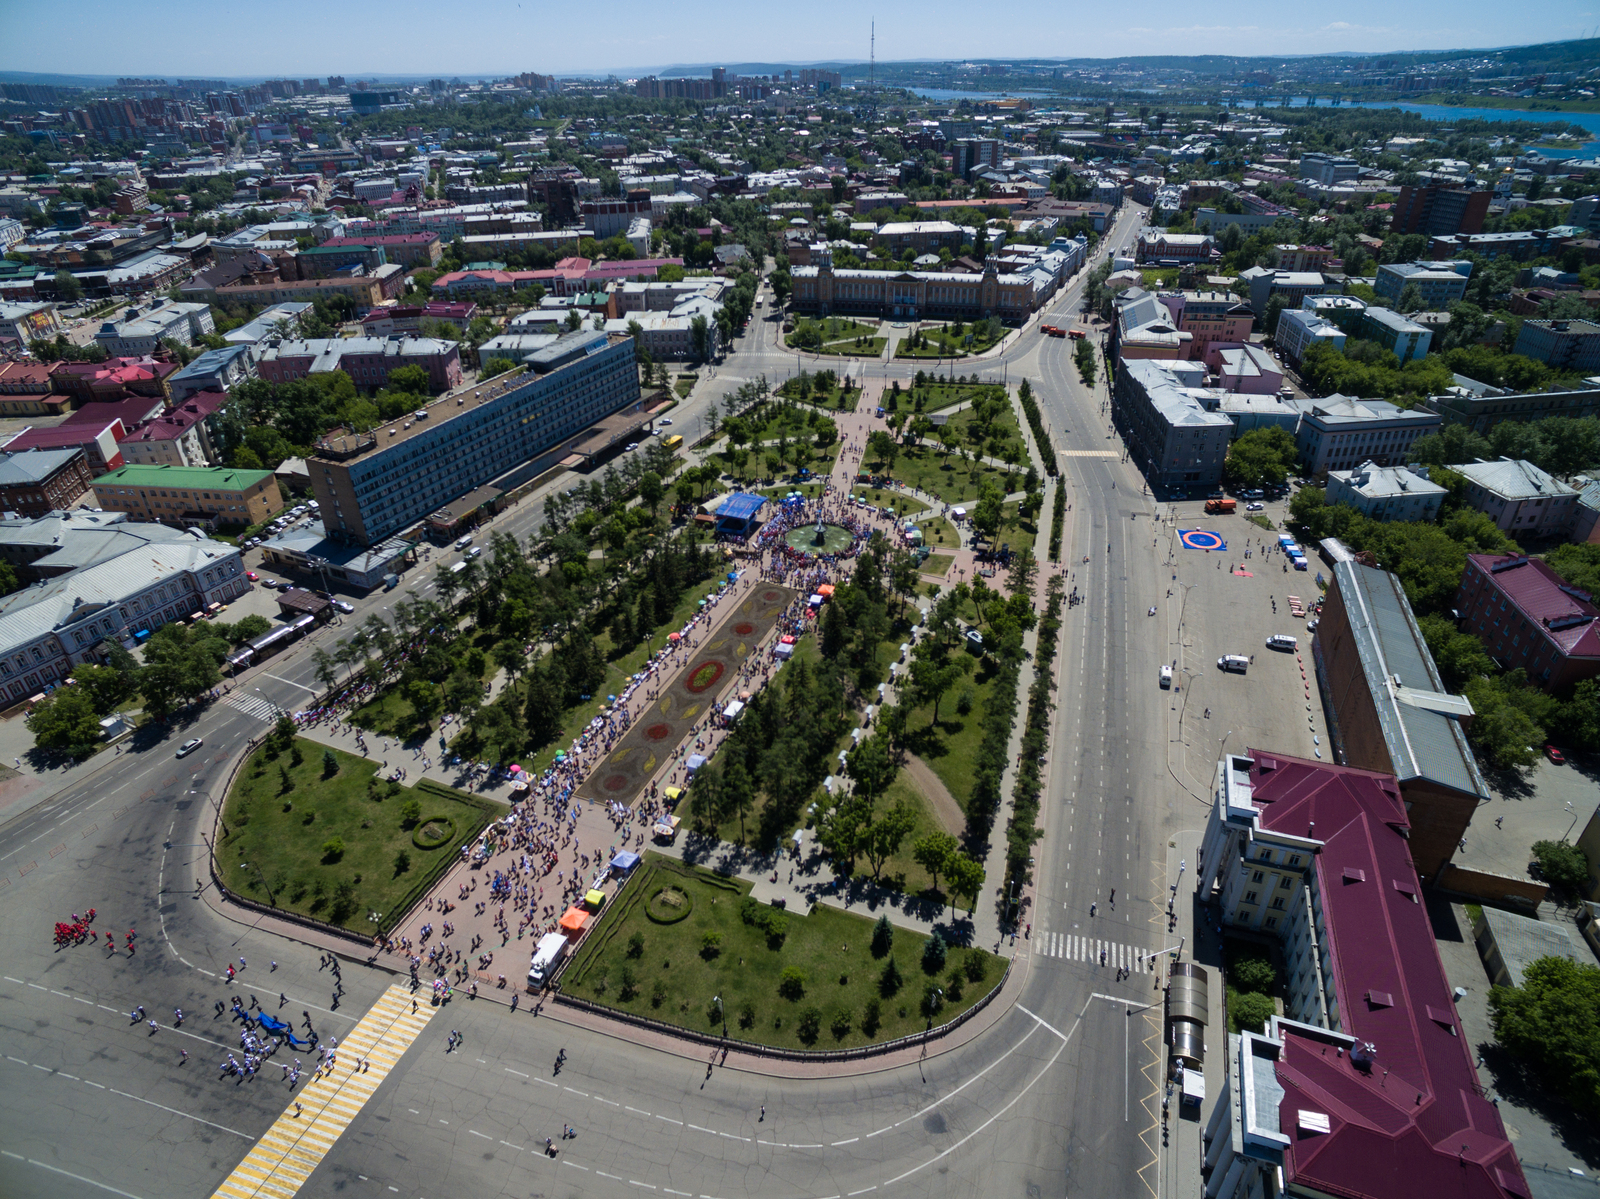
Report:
1265,634,1298,652
1217,655,1249,674
1159,664,1173,689
455,534,473,550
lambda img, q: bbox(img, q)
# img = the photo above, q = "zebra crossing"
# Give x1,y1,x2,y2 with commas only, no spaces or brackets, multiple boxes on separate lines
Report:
1034,930,1157,973
225,693,283,723
212,984,435,1199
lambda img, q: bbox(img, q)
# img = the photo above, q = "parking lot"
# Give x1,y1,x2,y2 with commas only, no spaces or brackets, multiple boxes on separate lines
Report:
1157,491,1330,793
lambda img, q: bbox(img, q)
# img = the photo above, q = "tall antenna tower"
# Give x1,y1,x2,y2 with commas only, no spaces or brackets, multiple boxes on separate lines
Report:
866,19,877,122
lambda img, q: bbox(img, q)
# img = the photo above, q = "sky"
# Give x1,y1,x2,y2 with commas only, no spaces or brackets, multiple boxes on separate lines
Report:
4,0,1595,78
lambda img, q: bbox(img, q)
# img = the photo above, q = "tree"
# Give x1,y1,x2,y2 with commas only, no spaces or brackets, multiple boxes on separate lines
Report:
25,688,102,758
922,932,947,975
844,734,896,805
403,679,442,726
1074,337,1097,386
912,831,959,894
70,662,134,715
1489,956,1600,1119
721,756,756,844
871,914,894,958
689,313,710,361
878,955,904,997
387,364,431,394
53,270,83,302
1223,427,1298,489
1230,991,1277,1034
1395,282,1425,314
482,356,518,378
1530,840,1589,893
945,854,985,915
638,470,664,516
863,799,916,880
1262,293,1291,341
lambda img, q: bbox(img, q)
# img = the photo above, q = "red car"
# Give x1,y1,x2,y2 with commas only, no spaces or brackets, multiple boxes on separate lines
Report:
246,571,258,582
1545,745,1565,765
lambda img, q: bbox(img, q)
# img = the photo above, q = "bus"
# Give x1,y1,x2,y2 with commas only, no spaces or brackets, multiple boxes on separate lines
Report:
661,434,684,451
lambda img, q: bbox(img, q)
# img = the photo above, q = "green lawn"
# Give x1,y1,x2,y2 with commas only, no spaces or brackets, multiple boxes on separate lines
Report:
922,553,955,577
813,337,887,357
216,740,496,935
900,652,1002,811
851,486,930,516
861,774,973,901
787,317,879,350
868,444,1016,505
895,323,1005,359
674,375,698,399
905,383,1008,414
562,853,1001,1050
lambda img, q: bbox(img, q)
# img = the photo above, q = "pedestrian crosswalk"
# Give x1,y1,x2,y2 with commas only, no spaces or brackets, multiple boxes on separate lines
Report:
225,693,283,723
1034,931,1158,973
212,984,435,1199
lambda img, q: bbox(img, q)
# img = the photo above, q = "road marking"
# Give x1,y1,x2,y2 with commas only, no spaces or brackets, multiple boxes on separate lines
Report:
629,1183,657,1190
505,1067,527,1077
262,674,319,693
108,1086,254,1138
626,1106,651,1116
597,1170,622,1180
831,1137,859,1145
1,1149,148,1199
211,983,434,1199
469,1130,492,1139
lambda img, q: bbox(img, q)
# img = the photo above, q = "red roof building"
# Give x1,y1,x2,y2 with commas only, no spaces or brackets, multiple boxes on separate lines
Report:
0,360,71,415
1456,553,1600,692
60,392,167,434
1199,750,1527,1199
1,420,126,475
117,390,231,468
50,356,177,404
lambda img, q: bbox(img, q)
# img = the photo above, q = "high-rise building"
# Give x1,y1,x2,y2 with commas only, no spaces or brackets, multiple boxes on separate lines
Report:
1392,185,1490,237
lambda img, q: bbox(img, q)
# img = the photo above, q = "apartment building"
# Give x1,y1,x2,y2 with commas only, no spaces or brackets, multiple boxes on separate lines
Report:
1289,394,1441,476
1297,152,1359,185
1111,358,1233,492
1135,230,1215,265
871,221,968,254
0,301,64,347
1393,183,1490,236
1373,261,1471,308
1430,381,1600,434
308,329,641,547
1274,305,1346,366
0,530,248,704
255,336,463,394
92,301,214,356
1455,552,1600,691
0,448,95,516
1268,244,1333,272
167,345,254,402
319,232,442,268
93,463,283,529
1451,457,1580,538
1198,749,1525,1199
1157,291,1254,360
580,194,653,239
1241,267,1337,316
1324,461,1447,522
115,390,231,468
1359,306,1432,364
2,420,126,475
1513,318,1600,372
211,273,387,314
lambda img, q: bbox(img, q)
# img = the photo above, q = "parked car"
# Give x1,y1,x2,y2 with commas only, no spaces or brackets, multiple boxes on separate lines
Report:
1159,664,1173,689
332,600,354,614
1545,745,1566,765
246,571,258,581
1245,502,1265,512
625,442,639,451
176,738,204,758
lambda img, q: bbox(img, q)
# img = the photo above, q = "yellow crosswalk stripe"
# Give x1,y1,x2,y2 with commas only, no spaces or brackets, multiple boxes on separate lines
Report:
211,984,436,1198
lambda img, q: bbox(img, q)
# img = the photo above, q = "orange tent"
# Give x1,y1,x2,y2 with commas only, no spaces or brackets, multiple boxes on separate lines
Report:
559,907,589,934
817,583,835,597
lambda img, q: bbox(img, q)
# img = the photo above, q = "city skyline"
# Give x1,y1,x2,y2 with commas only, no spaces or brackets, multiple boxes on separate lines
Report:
3,0,1594,79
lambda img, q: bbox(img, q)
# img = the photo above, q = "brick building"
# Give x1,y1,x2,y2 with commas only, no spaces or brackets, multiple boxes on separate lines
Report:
1455,553,1600,692
0,447,95,516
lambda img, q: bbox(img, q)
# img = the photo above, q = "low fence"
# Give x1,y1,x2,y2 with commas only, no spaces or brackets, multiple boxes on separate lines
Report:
551,954,1012,1064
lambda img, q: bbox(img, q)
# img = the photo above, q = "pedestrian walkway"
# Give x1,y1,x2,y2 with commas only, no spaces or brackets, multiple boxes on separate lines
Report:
211,983,435,1199
225,693,282,723
1031,928,1159,973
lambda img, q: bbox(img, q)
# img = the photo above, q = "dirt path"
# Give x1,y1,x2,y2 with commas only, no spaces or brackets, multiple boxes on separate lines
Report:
902,752,966,837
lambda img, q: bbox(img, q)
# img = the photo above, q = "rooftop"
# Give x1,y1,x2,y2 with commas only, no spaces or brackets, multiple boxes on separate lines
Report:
1242,750,1524,1199
1330,461,1448,500
1332,559,1487,799
1454,458,1580,501
1467,553,1600,661
96,463,271,492
0,447,85,485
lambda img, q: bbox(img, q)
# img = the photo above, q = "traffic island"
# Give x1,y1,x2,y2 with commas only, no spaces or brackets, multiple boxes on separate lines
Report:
558,853,1003,1054
215,738,497,937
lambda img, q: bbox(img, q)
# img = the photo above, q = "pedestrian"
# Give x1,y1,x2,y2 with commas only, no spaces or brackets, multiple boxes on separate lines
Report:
760,1104,766,1121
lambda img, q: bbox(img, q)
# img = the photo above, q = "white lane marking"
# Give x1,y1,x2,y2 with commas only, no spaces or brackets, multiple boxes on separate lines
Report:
105,1086,255,1138
629,1184,657,1191
505,1067,528,1077
595,1096,620,1106
0,1149,148,1199
626,1106,652,1116
469,1130,492,1140
262,673,318,693
832,1137,859,1146
564,1087,589,1097
656,1115,683,1126
597,1170,622,1179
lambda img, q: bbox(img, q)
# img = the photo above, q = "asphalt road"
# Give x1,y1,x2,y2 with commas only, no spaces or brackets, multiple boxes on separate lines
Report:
0,203,1204,1199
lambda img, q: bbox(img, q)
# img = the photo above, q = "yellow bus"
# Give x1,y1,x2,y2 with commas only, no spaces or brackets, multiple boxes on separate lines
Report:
661,434,683,451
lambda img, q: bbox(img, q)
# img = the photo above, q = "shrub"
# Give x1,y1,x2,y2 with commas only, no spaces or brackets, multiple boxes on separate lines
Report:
921,982,946,1018
399,798,422,828
922,932,947,975
393,849,411,876
320,837,345,863
797,1006,822,1044
738,1000,756,1029
1230,990,1276,1035
778,966,806,1000
862,997,882,1037
619,966,638,1001
871,914,894,958
830,1007,854,1040
740,896,789,947
945,973,963,1003
708,995,724,1026
1230,954,1277,995
963,950,988,984
650,980,667,1008
626,931,646,959
322,748,339,778
290,744,304,767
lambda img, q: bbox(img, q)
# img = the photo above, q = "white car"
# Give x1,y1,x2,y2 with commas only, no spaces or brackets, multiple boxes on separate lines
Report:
332,599,354,614
625,442,639,451
1159,664,1173,689
1246,502,1265,512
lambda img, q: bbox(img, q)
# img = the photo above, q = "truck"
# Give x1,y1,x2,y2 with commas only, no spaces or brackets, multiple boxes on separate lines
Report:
527,932,569,990
1204,497,1236,514
1067,328,1087,341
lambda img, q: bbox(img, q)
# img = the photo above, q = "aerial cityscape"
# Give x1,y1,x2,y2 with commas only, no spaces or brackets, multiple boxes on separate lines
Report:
3,17,1600,1199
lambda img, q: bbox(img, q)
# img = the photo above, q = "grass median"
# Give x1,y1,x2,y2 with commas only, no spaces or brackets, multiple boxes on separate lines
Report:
563,853,1001,1051
216,738,497,936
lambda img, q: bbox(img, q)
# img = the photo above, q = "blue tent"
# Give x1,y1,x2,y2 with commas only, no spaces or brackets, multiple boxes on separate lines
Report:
610,850,641,873
716,493,769,534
